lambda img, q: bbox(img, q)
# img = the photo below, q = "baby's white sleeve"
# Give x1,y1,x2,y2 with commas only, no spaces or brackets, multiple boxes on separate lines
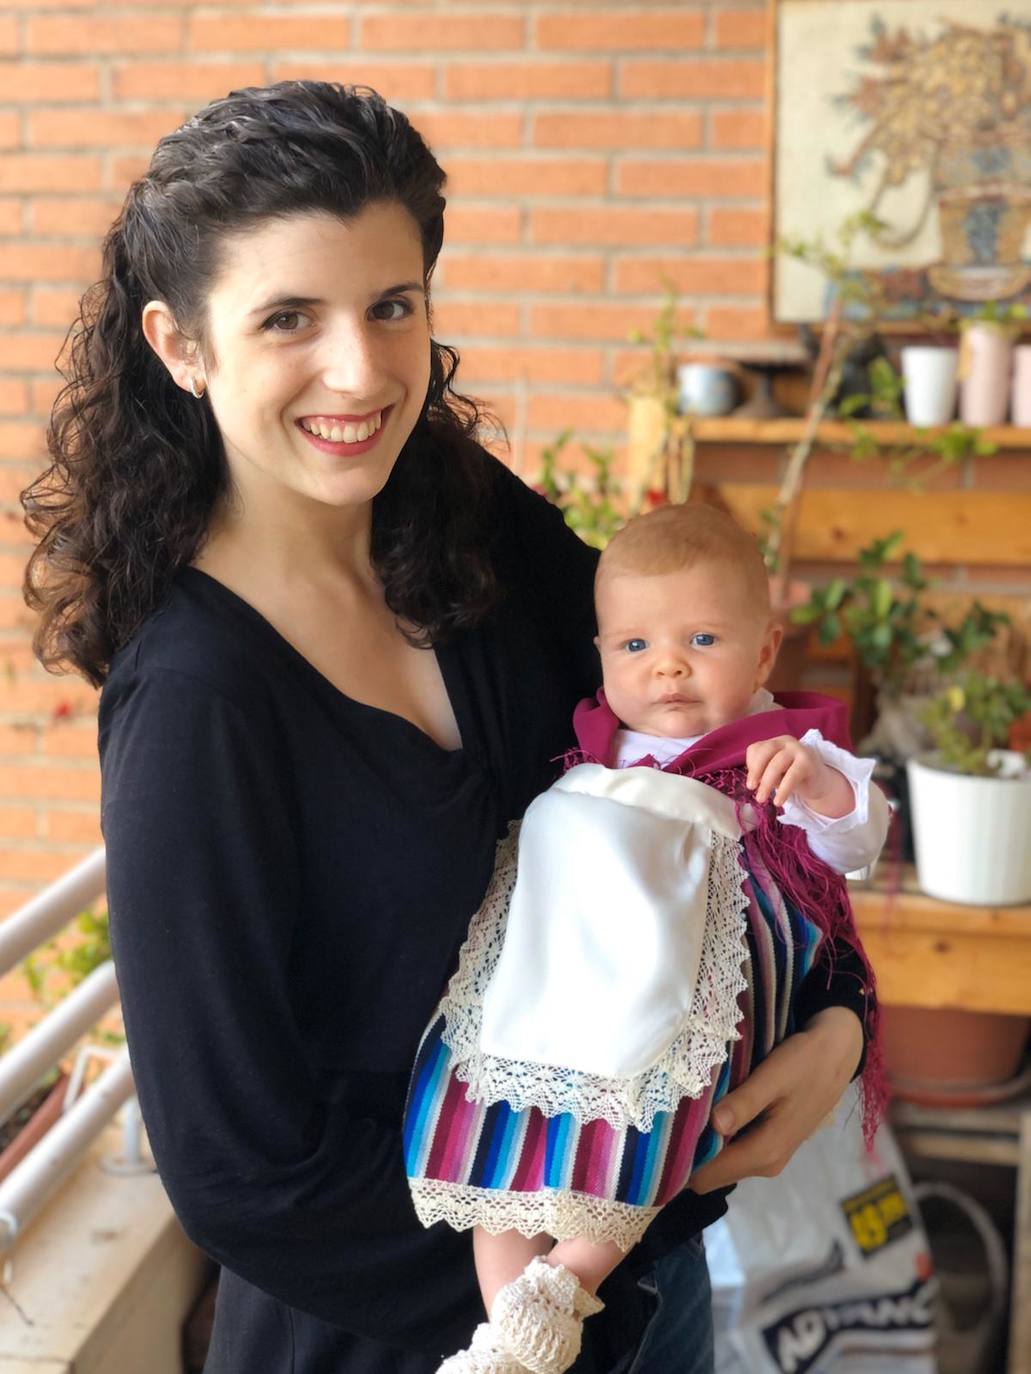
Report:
777,728,890,874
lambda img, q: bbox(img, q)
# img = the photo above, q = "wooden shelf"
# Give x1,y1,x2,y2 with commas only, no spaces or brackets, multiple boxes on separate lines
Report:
691,417,1031,447
850,869,1031,1016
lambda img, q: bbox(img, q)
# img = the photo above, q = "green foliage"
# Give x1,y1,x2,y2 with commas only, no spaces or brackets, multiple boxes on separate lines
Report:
964,300,1029,330
923,673,1031,776
23,906,112,1011
777,210,889,318
626,277,703,399
791,532,1010,695
537,430,626,550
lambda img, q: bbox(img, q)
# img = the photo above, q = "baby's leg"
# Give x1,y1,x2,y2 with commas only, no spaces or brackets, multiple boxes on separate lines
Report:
474,1224,552,1316
546,1235,625,1296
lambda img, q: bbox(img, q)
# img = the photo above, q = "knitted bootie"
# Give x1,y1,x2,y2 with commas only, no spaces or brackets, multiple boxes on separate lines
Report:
436,1321,528,1374
491,1256,605,1374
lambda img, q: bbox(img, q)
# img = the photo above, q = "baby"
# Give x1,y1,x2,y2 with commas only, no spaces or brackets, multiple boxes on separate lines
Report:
405,503,888,1374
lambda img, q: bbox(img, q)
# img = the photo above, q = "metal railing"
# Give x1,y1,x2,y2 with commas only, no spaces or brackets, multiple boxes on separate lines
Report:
0,846,137,1252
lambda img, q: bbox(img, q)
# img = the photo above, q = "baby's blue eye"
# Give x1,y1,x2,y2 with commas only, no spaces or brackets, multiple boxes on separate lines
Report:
691,633,716,647
624,638,648,653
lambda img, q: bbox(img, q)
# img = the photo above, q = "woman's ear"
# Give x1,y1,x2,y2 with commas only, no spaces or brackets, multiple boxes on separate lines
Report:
754,620,784,688
141,300,202,395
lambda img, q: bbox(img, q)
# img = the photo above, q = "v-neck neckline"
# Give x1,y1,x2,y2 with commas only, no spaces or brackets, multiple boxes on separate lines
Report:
178,566,469,759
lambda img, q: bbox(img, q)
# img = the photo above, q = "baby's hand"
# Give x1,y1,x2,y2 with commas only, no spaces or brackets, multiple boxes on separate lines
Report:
745,736,854,819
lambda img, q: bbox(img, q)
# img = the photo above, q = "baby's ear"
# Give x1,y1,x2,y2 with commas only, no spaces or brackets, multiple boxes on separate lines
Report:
755,620,783,685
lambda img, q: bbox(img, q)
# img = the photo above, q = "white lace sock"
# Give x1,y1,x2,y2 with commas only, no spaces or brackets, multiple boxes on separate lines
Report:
436,1320,528,1374
490,1256,605,1374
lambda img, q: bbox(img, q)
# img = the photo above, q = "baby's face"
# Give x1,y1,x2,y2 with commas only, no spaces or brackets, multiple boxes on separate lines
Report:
594,559,781,739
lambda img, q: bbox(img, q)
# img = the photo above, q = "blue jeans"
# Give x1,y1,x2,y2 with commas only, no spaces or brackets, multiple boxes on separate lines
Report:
627,1236,714,1374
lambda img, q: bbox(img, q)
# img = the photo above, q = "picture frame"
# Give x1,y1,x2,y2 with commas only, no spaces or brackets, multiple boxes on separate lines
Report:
769,1,1031,326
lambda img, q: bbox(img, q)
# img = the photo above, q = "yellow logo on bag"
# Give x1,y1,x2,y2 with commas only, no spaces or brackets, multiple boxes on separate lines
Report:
841,1176,913,1257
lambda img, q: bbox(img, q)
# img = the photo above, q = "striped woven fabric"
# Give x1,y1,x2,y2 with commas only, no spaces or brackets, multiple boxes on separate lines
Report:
404,847,823,1249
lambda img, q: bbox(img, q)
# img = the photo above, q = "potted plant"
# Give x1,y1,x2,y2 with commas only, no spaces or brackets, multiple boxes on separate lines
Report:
958,301,1028,427
907,672,1031,905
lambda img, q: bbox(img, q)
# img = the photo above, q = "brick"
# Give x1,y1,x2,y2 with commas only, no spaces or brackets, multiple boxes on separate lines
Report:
0,676,97,717
0,722,39,756
616,157,765,198
27,16,184,56
41,722,98,758
110,155,150,189
446,157,607,198
0,155,103,193
470,391,517,430
31,197,122,238
112,61,266,102
433,300,521,338
0,334,64,373
710,108,766,150
0,17,18,56
0,63,97,105
415,111,523,151
0,847,90,884
531,205,698,247
613,256,767,295
536,9,705,51
0,762,100,804
444,61,612,102
621,59,765,101
0,289,26,326
30,376,63,413
0,805,36,839
0,380,29,416
702,304,772,339
0,200,21,235
534,110,702,151
0,242,99,283
714,8,768,50
707,206,767,247
45,808,101,844
31,109,187,151
360,12,524,51
527,392,625,433
440,254,605,294
443,205,522,244
0,114,18,151
531,301,693,342
31,286,81,327
270,61,436,101
456,346,605,386
0,595,30,631
189,14,348,53
0,463,37,502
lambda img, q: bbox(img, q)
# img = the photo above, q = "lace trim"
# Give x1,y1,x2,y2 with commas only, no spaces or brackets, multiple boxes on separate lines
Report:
409,1177,657,1253
438,823,750,1133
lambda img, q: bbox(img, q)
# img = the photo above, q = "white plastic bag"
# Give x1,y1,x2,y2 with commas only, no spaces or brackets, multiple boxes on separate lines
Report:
707,1090,937,1373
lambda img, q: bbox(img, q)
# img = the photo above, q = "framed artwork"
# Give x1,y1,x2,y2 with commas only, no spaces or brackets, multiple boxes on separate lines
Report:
771,1,1031,323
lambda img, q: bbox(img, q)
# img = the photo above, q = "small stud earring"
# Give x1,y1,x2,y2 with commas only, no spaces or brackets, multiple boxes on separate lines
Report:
188,376,206,399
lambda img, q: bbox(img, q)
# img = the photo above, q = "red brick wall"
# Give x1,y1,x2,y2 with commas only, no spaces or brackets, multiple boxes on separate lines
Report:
0,1,770,919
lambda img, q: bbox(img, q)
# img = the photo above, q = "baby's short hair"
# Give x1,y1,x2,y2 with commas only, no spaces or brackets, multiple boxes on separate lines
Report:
598,503,770,615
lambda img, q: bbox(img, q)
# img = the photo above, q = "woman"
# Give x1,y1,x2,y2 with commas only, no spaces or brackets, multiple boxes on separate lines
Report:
23,83,870,1374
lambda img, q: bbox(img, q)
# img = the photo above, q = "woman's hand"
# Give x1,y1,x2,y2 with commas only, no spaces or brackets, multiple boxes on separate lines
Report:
688,1006,864,1194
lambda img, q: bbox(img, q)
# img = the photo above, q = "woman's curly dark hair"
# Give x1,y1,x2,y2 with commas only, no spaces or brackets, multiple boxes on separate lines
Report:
23,81,499,687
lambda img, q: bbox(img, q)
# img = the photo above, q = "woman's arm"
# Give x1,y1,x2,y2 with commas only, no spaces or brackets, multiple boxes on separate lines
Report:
687,1005,865,1193
101,666,480,1352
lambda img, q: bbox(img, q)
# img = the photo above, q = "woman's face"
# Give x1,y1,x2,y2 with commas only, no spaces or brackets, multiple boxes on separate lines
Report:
197,201,431,518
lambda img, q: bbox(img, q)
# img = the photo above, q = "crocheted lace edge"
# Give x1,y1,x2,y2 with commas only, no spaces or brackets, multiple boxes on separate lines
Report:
437,823,751,1133
409,1177,657,1253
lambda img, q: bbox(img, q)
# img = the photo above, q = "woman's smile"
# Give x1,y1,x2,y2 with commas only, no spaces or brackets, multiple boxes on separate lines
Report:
296,404,392,455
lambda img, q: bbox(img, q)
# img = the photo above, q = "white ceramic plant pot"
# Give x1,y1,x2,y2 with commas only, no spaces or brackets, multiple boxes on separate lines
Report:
1012,344,1031,427
900,345,959,426
907,751,1031,905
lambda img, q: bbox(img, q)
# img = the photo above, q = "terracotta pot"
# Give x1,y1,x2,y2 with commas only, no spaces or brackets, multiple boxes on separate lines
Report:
880,1005,1029,1095
0,1072,69,1183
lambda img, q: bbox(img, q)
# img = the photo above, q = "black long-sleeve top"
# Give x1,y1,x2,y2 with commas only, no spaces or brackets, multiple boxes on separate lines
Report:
100,453,869,1372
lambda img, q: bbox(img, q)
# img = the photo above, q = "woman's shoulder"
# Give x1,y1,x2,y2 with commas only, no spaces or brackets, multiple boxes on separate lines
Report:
101,569,274,721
